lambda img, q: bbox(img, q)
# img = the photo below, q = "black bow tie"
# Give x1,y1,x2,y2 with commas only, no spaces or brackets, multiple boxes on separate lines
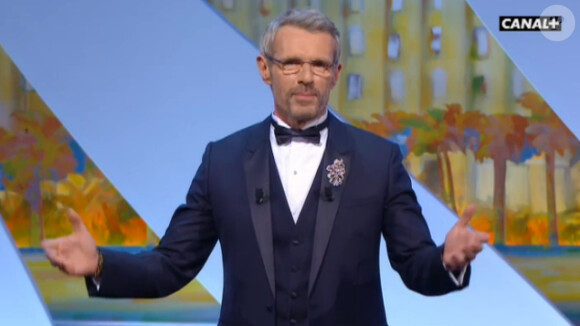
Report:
271,117,329,145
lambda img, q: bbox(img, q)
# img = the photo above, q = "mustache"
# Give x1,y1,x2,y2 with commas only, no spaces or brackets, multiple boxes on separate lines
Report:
290,87,319,97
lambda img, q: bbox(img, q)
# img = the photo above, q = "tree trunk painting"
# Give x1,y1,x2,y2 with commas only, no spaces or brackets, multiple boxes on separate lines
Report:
493,158,507,245
545,151,558,245
443,151,457,212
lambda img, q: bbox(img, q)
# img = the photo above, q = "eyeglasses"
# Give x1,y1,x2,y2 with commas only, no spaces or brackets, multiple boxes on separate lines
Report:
265,55,337,77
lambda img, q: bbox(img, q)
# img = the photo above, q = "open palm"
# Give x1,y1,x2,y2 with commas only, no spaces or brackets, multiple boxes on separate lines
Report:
41,208,99,276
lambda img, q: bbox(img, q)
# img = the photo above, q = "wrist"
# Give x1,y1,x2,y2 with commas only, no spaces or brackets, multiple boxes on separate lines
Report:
441,246,460,272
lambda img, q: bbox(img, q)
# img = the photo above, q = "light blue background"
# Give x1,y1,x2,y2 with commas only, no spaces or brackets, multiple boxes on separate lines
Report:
0,0,576,325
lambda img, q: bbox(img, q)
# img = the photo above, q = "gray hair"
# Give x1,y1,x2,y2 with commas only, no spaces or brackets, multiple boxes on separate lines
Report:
259,9,341,64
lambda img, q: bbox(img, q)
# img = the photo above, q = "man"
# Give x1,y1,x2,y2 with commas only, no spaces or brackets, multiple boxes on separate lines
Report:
43,8,489,326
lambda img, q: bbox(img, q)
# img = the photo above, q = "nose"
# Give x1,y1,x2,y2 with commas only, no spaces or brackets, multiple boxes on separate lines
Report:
297,62,314,84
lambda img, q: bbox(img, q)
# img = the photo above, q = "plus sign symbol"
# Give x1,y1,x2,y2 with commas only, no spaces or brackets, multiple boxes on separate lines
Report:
547,16,562,31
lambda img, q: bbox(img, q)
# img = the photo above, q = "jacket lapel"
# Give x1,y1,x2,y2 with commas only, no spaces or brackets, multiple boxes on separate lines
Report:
308,113,353,296
244,117,275,296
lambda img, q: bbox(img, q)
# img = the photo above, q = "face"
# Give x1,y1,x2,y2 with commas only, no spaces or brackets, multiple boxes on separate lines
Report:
257,25,341,129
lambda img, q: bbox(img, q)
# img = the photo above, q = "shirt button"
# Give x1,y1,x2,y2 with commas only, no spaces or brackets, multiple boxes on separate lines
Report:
293,170,297,175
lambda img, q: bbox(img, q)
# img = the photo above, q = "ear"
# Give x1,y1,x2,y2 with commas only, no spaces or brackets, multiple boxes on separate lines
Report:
256,55,272,85
330,63,342,89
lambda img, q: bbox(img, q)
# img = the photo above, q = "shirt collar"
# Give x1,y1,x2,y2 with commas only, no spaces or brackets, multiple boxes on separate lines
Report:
271,110,329,130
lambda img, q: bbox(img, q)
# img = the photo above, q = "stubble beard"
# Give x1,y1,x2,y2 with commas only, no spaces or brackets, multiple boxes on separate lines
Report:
285,98,325,126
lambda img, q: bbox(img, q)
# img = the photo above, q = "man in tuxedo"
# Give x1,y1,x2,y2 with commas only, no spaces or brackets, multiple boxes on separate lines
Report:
43,8,489,326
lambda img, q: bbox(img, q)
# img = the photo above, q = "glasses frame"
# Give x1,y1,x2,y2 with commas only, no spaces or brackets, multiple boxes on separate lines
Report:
265,54,338,77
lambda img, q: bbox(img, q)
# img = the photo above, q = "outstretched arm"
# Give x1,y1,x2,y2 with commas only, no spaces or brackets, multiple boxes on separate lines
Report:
43,143,218,298
382,147,488,296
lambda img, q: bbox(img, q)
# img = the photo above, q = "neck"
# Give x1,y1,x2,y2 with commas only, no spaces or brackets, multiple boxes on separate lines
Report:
273,111,328,130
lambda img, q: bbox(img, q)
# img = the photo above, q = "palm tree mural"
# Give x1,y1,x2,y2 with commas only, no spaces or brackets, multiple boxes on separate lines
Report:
475,114,535,245
519,92,580,246
404,105,476,212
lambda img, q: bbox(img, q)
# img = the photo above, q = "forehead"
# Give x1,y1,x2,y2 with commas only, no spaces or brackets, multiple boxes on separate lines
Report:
271,25,336,60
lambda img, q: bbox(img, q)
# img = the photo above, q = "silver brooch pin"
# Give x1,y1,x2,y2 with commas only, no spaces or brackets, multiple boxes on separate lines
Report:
326,158,346,186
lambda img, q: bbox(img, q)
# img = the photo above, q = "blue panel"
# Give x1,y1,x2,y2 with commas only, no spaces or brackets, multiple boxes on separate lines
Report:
0,216,53,326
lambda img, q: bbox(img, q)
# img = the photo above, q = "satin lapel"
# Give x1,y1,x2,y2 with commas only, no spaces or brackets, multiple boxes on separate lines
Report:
244,118,275,296
308,114,352,296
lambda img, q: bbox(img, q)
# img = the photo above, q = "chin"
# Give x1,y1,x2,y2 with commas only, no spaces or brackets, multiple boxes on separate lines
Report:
289,110,319,123
290,105,320,117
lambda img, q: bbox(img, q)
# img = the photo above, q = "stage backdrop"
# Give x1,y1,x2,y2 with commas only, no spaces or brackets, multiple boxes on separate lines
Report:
0,0,578,325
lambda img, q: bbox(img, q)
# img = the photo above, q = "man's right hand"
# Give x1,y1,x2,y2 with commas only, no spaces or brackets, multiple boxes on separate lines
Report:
41,208,99,276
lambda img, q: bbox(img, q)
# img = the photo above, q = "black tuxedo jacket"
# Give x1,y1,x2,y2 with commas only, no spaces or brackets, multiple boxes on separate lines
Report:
87,113,469,325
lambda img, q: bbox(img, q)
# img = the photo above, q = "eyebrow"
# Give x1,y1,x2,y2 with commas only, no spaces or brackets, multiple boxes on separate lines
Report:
278,56,333,63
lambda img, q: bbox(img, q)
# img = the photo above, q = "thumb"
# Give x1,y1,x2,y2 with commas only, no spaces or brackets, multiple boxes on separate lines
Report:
458,204,476,227
67,208,86,233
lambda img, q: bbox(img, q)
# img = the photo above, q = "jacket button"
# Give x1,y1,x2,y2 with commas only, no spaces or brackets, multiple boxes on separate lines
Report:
291,291,298,299
290,318,297,324
292,240,300,246
266,305,273,312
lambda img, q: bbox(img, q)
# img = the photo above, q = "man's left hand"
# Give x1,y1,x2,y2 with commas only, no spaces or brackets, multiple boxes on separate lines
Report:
443,204,490,271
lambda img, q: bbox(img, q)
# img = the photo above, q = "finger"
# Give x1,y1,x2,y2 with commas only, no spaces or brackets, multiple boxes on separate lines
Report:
458,204,476,227
41,235,74,252
41,238,65,256
42,238,78,275
67,208,86,233
55,259,73,275
50,260,66,271
45,247,68,269
42,236,70,259
464,244,481,256
58,260,75,275
465,252,476,262
472,243,483,254
462,237,484,256
475,231,490,243
448,254,466,271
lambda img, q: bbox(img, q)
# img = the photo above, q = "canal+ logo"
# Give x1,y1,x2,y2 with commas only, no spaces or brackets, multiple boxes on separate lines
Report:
499,5,575,42
499,16,562,31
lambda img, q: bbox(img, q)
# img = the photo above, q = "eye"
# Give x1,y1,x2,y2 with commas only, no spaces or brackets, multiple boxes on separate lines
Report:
282,59,302,66
312,60,331,69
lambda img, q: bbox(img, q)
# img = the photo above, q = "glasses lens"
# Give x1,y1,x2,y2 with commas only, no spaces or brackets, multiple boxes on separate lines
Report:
283,63,301,74
312,66,330,76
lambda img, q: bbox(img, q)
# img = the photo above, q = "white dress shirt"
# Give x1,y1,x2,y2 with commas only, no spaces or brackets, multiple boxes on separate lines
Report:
270,112,328,223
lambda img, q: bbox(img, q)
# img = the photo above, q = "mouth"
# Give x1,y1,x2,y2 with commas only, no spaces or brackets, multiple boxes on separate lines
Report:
292,92,317,101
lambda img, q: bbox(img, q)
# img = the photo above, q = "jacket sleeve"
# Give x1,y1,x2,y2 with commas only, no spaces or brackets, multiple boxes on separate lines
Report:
86,143,219,298
382,147,470,296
